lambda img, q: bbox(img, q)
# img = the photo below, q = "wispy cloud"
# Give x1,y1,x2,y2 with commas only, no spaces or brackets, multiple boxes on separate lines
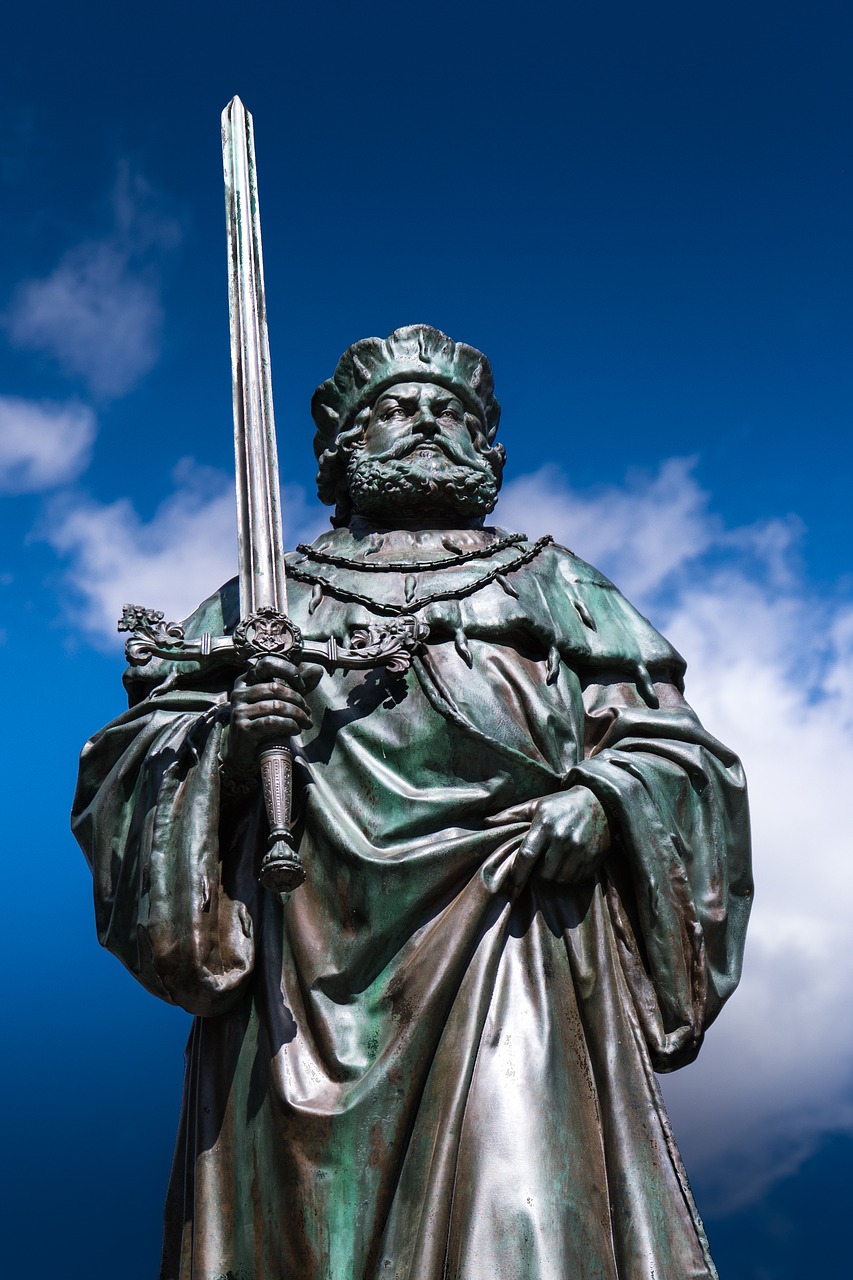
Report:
497,458,721,600
498,462,853,1211
6,165,180,399
44,460,327,642
0,395,95,492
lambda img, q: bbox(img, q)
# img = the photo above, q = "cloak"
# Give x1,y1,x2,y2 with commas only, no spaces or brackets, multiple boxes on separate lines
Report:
72,526,752,1280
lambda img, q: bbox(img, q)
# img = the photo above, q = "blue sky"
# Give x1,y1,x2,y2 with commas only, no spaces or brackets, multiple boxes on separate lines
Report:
1,3,851,1276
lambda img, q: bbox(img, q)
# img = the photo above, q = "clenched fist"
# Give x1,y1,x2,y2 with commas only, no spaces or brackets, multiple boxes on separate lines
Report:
223,655,314,778
511,786,611,891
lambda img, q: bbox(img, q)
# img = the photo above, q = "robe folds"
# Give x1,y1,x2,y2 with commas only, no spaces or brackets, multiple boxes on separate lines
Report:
72,526,752,1280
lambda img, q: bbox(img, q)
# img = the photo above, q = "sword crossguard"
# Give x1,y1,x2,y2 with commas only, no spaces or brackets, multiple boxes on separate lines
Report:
119,605,429,677
347,617,430,675
118,603,430,897
119,604,195,665
233,607,303,664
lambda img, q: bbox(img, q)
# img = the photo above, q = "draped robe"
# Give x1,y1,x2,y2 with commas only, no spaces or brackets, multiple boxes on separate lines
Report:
72,526,752,1280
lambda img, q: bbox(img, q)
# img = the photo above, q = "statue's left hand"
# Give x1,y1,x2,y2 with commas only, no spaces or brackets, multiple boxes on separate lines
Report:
511,787,611,891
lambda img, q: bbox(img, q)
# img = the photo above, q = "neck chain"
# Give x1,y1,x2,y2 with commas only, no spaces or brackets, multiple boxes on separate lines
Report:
295,530,527,573
288,536,554,615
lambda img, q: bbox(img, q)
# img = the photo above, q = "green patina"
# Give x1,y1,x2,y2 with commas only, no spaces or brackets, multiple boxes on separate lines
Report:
73,327,751,1280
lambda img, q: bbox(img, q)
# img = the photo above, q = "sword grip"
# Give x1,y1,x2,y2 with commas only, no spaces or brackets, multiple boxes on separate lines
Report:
257,742,306,894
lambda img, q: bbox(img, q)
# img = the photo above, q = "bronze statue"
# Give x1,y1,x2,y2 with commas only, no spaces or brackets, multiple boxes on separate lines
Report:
72,104,752,1280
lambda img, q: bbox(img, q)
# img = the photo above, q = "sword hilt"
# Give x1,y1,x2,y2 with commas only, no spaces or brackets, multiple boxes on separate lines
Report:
257,742,305,894
119,604,429,895
233,613,305,895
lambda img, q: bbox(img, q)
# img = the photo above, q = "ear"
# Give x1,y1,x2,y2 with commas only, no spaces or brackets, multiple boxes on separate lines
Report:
464,410,487,446
340,406,370,456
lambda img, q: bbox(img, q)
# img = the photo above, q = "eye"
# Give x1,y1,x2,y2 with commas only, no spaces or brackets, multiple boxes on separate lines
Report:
380,403,405,421
439,404,462,422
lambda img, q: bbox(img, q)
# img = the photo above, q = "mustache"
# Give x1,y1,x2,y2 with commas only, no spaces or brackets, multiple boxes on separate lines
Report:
357,433,487,470
346,455,499,520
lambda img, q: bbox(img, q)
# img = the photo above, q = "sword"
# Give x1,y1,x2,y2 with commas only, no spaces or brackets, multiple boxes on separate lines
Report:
118,99,428,895
221,95,302,894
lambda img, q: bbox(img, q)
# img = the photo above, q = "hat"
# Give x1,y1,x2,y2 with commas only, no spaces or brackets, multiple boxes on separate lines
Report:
311,324,501,460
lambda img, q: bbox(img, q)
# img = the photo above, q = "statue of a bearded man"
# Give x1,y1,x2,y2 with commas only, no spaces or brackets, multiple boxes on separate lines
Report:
73,325,752,1280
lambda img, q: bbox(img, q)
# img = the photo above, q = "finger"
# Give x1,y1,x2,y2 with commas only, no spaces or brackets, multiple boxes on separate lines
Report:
236,705,310,730
299,662,325,693
559,842,605,885
239,715,307,740
538,837,576,882
230,711,311,742
231,684,311,714
511,822,549,890
483,799,540,828
248,656,304,688
233,679,310,702
233,673,296,699
235,700,312,726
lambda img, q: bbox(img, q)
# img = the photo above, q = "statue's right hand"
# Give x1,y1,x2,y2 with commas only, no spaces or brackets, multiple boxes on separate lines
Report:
225,655,314,776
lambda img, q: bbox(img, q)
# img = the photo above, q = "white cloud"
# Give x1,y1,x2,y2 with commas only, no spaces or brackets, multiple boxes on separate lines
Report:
0,396,96,492
6,165,180,399
498,462,853,1211
45,460,327,643
497,458,720,600
653,572,853,1212
8,244,162,399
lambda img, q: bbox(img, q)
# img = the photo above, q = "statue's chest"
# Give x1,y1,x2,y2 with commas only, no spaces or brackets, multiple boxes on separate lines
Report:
297,629,584,815
285,536,588,798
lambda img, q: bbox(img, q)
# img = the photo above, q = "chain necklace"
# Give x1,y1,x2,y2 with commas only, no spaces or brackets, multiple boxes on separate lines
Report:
288,535,554,615
294,530,527,572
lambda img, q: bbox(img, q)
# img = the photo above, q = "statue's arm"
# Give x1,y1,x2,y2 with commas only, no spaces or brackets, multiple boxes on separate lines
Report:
72,593,261,1016
568,669,753,1070
520,549,752,1067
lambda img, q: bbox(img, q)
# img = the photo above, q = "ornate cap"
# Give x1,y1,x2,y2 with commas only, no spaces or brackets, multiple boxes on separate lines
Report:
311,324,501,459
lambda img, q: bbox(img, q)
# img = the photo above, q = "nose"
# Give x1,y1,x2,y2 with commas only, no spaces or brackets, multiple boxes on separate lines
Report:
413,405,439,437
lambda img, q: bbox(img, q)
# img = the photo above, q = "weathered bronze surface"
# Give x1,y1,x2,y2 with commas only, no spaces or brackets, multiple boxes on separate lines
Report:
74,316,751,1279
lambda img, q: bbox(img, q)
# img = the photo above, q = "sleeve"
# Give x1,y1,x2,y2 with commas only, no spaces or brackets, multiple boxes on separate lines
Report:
71,686,263,1017
568,673,753,1071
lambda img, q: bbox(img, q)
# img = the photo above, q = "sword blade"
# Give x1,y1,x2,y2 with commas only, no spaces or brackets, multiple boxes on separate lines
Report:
221,96,287,615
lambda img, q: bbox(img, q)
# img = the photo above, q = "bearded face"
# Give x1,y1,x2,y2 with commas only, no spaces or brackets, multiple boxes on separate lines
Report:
344,383,501,524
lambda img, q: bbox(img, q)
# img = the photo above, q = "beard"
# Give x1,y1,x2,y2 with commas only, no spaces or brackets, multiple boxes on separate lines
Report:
347,442,499,523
